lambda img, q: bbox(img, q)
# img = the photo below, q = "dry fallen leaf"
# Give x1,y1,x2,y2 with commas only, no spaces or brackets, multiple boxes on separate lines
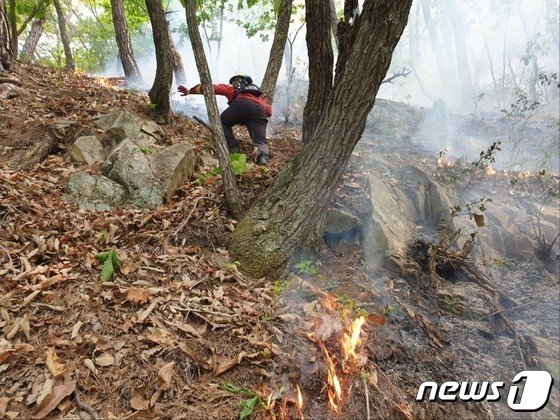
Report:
45,348,65,377
126,287,150,305
33,374,76,419
130,387,149,411
84,358,98,375
94,353,114,367
473,213,485,227
71,321,83,339
157,361,175,390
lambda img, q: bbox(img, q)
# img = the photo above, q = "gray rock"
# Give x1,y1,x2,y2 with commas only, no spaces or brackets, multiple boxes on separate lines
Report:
69,136,105,165
94,108,164,147
0,83,32,100
64,172,126,211
324,208,362,235
149,143,198,201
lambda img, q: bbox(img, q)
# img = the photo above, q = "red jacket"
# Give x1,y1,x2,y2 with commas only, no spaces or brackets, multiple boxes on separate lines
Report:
190,84,272,117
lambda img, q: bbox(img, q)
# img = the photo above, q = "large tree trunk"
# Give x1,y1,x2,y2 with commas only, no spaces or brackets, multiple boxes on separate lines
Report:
168,29,187,87
0,0,13,71
21,16,46,62
301,0,333,144
184,0,242,217
53,0,74,71
445,0,473,104
145,0,172,122
110,0,142,84
230,0,412,278
260,0,292,103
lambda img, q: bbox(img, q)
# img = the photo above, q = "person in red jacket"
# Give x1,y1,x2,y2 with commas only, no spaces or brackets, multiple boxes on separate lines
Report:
178,75,272,165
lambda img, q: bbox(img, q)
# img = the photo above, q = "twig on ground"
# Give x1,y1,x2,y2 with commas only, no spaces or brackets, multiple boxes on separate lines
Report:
73,388,100,420
362,375,371,420
193,115,213,132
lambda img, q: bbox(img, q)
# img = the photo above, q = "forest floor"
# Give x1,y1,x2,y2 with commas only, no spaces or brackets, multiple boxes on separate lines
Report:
1,64,558,420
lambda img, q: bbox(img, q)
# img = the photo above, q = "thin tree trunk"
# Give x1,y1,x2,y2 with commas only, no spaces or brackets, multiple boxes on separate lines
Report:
334,0,359,85
21,16,45,62
446,0,474,104
184,0,242,217
260,0,292,103
419,0,448,96
302,0,333,144
145,0,172,122
168,28,186,86
110,0,142,84
0,0,13,71
17,0,46,36
231,0,412,278
475,4,498,105
501,2,512,106
7,0,15,57
53,0,74,71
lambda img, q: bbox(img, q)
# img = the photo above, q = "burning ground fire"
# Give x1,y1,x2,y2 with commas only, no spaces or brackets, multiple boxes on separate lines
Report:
307,291,368,413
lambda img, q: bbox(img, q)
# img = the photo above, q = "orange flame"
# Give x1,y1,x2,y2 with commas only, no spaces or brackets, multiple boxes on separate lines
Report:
342,316,365,364
296,385,303,409
320,342,342,412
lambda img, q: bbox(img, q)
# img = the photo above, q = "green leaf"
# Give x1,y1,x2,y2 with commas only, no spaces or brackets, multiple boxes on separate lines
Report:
101,258,114,282
238,396,260,420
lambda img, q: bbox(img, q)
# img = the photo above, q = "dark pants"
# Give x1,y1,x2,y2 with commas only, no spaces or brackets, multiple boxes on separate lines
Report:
220,99,269,156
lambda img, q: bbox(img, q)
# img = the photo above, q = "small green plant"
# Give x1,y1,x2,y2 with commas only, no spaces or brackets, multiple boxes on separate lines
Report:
94,249,122,282
383,304,397,317
273,279,291,296
294,260,318,276
221,382,266,420
148,102,157,110
140,145,155,154
230,153,250,175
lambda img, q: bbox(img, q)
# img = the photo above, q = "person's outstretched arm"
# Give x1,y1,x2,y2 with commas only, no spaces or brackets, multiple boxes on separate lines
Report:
178,84,235,101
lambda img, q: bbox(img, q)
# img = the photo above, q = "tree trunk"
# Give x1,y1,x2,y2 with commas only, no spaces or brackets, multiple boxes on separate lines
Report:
53,0,74,71
0,0,13,71
418,0,448,96
110,0,142,84
168,28,187,87
230,0,412,278
145,0,172,122
21,16,45,62
445,0,473,104
260,0,292,103
184,0,242,217
7,0,15,57
301,0,333,144
334,0,361,85
328,0,338,49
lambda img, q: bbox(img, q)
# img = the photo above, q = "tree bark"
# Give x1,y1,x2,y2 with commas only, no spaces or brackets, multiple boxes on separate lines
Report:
334,0,361,86
445,0,473,104
168,28,187,87
301,0,333,144
17,0,46,36
53,0,74,71
184,0,242,217
230,0,412,278
21,16,45,62
110,0,142,84
7,0,16,57
0,0,13,71
260,0,292,103
328,0,338,49
145,0,172,122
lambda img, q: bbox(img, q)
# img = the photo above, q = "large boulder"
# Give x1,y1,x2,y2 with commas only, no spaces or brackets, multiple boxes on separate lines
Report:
361,161,453,267
68,136,105,165
63,172,126,211
65,108,197,210
100,140,197,208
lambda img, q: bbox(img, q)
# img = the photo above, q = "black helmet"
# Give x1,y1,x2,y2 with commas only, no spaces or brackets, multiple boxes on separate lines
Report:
229,74,253,85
